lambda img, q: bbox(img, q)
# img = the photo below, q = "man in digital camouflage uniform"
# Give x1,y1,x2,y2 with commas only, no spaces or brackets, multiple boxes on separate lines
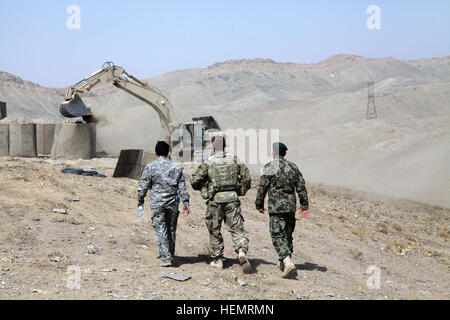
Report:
255,142,309,278
138,141,190,267
190,135,252,273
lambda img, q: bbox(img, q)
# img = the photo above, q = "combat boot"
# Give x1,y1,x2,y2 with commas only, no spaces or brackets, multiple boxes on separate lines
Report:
210,258,223,269
238,249,252,274
281,256,297,279
160,261,172,267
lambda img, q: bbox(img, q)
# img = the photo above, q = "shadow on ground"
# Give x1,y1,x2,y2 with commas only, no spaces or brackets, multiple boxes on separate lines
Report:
174,254,211,267
173,255,327,275
296,262,327,272
222,257,277,273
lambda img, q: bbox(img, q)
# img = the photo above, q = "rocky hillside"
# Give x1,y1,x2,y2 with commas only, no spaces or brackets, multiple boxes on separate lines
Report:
0,72,64,120
2,55,449,120
149,55,450,108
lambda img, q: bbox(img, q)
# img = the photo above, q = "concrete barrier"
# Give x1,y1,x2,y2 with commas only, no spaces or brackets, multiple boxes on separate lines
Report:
113,149,158,179
9,123,37,157
0,123,9,156
36,123,56,155
0,102,6,120
51,123,96,160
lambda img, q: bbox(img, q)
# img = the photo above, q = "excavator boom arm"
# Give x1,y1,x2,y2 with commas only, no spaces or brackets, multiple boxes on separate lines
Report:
60,62,178,142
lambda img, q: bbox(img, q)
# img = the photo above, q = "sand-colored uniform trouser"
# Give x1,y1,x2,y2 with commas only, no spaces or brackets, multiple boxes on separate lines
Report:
151,203,179,264
205,199,249,259
269,212,296,261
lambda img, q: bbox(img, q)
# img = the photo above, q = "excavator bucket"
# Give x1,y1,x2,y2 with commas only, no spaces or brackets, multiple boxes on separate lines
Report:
59,94,91,118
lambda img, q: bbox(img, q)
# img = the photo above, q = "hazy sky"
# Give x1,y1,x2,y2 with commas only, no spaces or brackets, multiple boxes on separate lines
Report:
0,0,449,87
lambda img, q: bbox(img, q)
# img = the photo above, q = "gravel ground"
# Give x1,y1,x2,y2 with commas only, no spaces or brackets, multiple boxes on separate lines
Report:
0,157,448,300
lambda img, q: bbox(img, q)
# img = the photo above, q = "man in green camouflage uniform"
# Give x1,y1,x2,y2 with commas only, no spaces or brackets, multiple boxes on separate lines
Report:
190,135,252,273
255,142,309,278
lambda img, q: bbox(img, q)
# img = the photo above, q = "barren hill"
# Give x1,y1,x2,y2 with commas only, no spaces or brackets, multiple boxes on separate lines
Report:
0,72,64,120
0,55,449,207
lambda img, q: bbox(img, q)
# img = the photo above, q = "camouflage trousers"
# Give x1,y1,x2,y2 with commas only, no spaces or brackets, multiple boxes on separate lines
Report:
151,203,179,264
269,212,296,261
205,199,249,259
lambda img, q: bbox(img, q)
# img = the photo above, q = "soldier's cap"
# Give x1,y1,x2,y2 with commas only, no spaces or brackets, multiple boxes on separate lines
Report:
272,142,288,151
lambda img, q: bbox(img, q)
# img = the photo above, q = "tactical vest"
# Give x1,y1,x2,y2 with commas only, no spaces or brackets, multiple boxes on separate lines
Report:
206,153,240,203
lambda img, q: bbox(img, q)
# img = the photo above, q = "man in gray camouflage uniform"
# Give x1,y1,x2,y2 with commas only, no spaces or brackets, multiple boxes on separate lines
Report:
138,141,190,267
190,136,252,273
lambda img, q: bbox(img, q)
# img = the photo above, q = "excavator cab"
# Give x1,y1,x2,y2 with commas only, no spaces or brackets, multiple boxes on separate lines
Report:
192,116,221,131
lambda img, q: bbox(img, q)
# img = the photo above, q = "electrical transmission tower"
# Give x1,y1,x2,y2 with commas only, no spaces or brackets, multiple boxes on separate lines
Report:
366,81,377,119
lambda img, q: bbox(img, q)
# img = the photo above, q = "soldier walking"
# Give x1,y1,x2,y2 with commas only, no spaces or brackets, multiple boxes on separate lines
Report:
190,136,252,273
255,142,309,278
138,141,190,267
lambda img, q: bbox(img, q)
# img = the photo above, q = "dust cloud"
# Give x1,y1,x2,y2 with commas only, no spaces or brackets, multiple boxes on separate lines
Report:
87,102,162,157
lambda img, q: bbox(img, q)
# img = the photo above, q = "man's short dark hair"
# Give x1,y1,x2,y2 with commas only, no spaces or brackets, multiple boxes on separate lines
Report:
155,141,170,156
212,135,226,151
277,148,287,157
273,142,287,157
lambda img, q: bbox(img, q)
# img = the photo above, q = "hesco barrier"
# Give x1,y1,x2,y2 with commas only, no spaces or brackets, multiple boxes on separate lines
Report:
9,123,37,157
51,123,96,160
113,149,158,180
0,123,9,156
36,123,56,155
0,102,6,120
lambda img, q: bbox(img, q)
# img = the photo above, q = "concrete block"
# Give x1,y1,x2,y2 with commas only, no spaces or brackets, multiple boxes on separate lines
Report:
9,123,37,157
51,123,96,160
36,123,56,155
0,123,9,156
113,149,158,180
0,102,6,120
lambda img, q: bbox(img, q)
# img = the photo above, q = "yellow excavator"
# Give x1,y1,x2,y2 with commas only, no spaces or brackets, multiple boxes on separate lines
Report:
60,62,222,162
